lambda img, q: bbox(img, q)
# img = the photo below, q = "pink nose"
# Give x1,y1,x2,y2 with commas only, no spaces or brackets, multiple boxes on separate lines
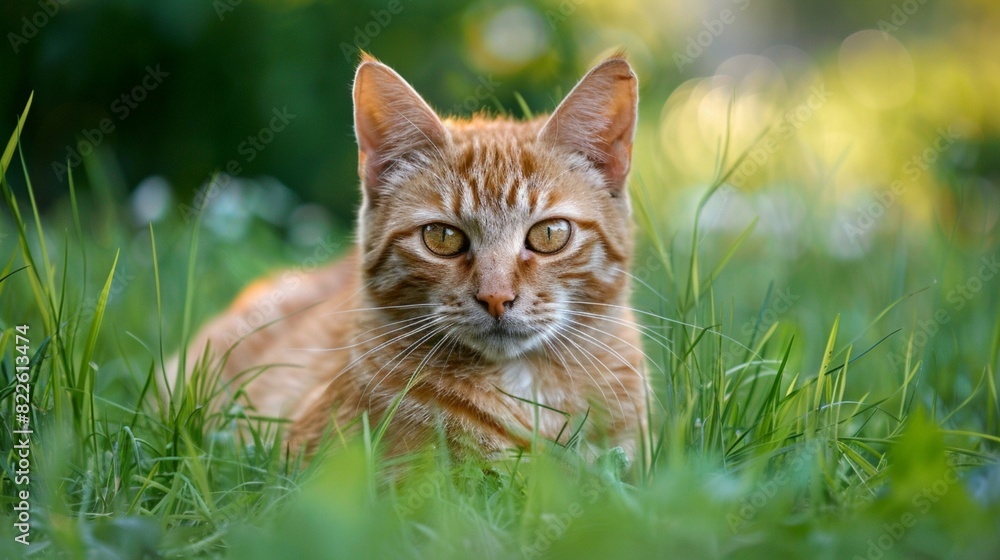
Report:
477,291,516,319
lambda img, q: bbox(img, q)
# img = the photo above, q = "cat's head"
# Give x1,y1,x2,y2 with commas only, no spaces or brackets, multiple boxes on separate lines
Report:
352,54,638,362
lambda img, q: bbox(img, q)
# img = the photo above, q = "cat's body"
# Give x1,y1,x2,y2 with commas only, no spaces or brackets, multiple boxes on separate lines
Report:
169,54,648,460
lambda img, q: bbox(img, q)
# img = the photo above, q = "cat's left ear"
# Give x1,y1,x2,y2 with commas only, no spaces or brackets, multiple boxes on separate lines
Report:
538,55,638,194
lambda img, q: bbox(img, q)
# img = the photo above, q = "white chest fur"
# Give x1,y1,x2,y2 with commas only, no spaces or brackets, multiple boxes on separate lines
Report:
497,360,576,440
499,361,537,402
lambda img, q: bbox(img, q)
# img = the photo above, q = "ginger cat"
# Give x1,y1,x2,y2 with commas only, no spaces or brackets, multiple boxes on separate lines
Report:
169,54,647,461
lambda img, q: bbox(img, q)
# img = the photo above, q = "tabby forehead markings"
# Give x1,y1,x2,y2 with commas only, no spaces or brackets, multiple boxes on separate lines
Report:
450,146,533,214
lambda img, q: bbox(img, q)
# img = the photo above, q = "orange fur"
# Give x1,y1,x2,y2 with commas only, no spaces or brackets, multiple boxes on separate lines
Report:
168,55,648,461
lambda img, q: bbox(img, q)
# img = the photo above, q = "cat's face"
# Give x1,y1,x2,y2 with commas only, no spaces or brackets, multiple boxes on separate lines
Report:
352,55,638,362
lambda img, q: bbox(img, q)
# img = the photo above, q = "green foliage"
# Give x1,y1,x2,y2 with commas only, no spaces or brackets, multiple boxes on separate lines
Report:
2,80,999,560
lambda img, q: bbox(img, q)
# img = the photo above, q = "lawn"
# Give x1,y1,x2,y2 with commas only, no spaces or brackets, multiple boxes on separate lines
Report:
3,56,1000,559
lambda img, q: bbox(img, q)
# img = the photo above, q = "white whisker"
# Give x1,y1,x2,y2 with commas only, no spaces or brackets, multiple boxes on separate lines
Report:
564,309,678,358
565,300,762,362
547,328,624,421
609,266,670,306
559,324,632,398
560,321,665,415
362,324,450,411
563,317,664,375
315,317,446,403
292,314,439,352
315,302,437,318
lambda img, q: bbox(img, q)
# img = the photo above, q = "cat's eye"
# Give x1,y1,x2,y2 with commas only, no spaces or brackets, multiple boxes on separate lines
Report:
422,223,469,257
525,218,572,254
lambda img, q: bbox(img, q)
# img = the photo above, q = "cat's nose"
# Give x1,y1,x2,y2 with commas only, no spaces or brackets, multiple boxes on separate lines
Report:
476,290,516,319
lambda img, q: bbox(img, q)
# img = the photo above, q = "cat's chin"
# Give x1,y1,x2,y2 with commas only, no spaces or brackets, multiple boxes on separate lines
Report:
461,327,545,363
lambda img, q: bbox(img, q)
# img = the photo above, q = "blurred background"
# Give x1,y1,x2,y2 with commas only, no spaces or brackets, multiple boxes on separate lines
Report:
2,4,1000,557
3,0,996,243
1,0,998,403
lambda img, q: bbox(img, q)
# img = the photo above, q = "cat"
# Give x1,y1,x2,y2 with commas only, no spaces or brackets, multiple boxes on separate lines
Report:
168,53,648,462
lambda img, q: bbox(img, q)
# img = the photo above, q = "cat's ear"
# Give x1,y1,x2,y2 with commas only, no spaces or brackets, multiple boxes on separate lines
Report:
353,54,449,194
538,56,638,193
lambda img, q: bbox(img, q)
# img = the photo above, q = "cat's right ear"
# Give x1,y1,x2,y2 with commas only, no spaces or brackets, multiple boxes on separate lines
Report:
353,55,449,196
538,55,638,194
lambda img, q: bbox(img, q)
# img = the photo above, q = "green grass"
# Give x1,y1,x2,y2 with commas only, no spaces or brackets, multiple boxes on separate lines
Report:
2,95,999,560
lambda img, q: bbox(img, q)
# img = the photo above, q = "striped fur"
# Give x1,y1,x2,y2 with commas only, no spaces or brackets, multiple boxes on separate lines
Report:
170,55,647,461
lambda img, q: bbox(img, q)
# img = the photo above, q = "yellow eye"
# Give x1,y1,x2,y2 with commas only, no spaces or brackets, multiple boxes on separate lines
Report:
526,218,572,254
422,223,469,257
